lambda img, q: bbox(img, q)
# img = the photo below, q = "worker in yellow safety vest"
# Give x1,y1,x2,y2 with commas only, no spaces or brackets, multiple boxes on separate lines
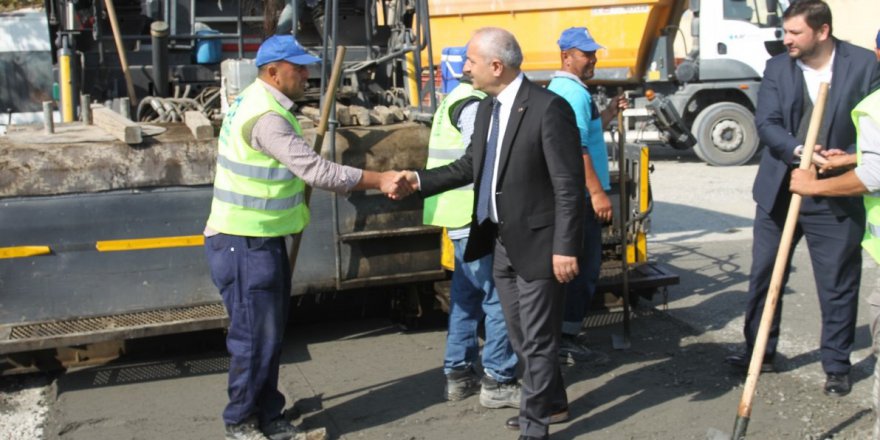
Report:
204,34,409,440
790,88,880,439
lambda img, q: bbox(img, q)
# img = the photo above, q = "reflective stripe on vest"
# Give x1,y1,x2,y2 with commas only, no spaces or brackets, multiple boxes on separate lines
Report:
869,222,880,239
423,83,486,228
206,82,310,237
217,154,295,180
213,187,305,211
428,148,467,161
852,91,880,264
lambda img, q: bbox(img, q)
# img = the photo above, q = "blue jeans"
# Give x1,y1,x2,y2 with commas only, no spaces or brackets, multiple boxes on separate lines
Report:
205,233,291,426
563,197,603,335
443,237,517,382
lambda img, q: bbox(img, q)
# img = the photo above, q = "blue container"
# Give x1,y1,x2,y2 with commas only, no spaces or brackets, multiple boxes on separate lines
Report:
195,30,222,64
440,46,467,94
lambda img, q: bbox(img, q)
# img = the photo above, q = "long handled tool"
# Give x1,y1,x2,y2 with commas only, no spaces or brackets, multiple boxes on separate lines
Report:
612,109,632,350
288,46,347,274
729,82,830,440
103,0,137,107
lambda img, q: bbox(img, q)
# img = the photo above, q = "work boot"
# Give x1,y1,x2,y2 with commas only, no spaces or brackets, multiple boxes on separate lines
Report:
559,333,610,366
824,373,851,397
724,352,775,373
505,408,570,430
479,375,521,409
225,416,270,440
261,417,328,440
445,366,480,401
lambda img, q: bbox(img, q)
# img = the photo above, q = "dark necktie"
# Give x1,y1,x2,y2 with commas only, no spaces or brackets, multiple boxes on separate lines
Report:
476,98,501,224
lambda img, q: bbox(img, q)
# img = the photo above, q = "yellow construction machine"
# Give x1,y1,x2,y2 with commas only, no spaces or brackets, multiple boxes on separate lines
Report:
0,0,443,373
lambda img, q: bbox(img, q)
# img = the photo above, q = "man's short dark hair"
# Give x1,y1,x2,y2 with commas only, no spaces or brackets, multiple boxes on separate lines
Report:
783,0,833,36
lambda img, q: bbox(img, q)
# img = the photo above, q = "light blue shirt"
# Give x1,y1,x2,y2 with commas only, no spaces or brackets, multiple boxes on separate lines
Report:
547,71,611,191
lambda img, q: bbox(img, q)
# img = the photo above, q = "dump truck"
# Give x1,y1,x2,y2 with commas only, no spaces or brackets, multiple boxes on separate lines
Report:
428,2,681,315
0,0,442,373
427,0,789,166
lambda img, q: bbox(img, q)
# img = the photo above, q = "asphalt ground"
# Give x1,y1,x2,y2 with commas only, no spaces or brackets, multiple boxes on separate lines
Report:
9,146,880,440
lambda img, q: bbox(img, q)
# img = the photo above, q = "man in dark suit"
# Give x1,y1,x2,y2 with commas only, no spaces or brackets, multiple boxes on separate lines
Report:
401,27,586,440
725,0,880,397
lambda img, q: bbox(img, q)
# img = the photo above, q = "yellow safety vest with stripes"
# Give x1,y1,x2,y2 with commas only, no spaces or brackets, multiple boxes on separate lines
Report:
854,91,880,263
423,83,486,228
206,82,309,237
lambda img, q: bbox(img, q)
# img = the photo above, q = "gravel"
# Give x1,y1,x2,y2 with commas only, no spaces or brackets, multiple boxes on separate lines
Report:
0,375,50,439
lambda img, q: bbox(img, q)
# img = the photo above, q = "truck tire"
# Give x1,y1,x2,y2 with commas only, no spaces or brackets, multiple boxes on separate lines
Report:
691,102,759,166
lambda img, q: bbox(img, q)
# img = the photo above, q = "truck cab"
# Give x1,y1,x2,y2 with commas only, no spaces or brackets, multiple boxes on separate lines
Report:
694,0,785,82
647,0,788,166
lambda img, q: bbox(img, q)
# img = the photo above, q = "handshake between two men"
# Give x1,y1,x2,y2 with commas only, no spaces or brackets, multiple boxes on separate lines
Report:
376,170,420,200
372,168,581,284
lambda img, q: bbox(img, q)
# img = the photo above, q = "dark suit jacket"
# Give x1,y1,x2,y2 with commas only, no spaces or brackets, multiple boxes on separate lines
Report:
419,77,586,281
753,39,880,216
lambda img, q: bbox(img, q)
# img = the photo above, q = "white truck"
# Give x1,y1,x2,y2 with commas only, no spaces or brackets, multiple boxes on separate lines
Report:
640,0,789,165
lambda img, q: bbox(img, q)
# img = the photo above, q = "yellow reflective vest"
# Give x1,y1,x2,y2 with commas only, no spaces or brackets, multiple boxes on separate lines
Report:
422,83,486,228
855,91,880,263
206,82,309,237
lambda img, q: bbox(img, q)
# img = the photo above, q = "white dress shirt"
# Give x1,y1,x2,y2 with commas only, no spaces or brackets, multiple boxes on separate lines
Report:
794,50,835,155
796,49,835,108
488,73,525,223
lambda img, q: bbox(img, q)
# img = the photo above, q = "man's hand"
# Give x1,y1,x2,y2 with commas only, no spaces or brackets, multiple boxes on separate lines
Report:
613,93,629,113
795,144,824,160
601,93,629,127
810,152,829,167
591,190,613,223
818,151,857,174
380,170,420,200
402,171,419,192
789,167,819,196
378,171,410,200
552,254,579,284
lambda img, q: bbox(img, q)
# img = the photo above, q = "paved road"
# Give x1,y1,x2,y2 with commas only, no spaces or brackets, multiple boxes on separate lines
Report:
32,148,880,439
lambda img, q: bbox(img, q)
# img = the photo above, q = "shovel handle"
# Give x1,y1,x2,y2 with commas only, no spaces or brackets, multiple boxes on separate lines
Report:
104,0,137,106
288,46,348,274
734,82,829,428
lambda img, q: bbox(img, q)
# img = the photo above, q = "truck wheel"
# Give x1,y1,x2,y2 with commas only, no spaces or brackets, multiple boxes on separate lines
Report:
691,102,759,166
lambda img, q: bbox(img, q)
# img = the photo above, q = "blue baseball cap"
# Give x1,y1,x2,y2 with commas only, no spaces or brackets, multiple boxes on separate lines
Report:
255,35,321,67
557,27,603,52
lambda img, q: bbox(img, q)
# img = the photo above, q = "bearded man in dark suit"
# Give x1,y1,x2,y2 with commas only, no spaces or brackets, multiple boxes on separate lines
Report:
725,0,880,397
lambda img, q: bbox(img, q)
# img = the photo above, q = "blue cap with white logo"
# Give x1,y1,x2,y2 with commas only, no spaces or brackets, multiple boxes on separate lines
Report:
557,27,603,52
255,35,321,67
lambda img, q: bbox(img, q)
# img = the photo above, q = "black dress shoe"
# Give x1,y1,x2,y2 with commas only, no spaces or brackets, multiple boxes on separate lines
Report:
824,373,851,397
724,353,775,373
505,409,570,431
518,436,548,440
